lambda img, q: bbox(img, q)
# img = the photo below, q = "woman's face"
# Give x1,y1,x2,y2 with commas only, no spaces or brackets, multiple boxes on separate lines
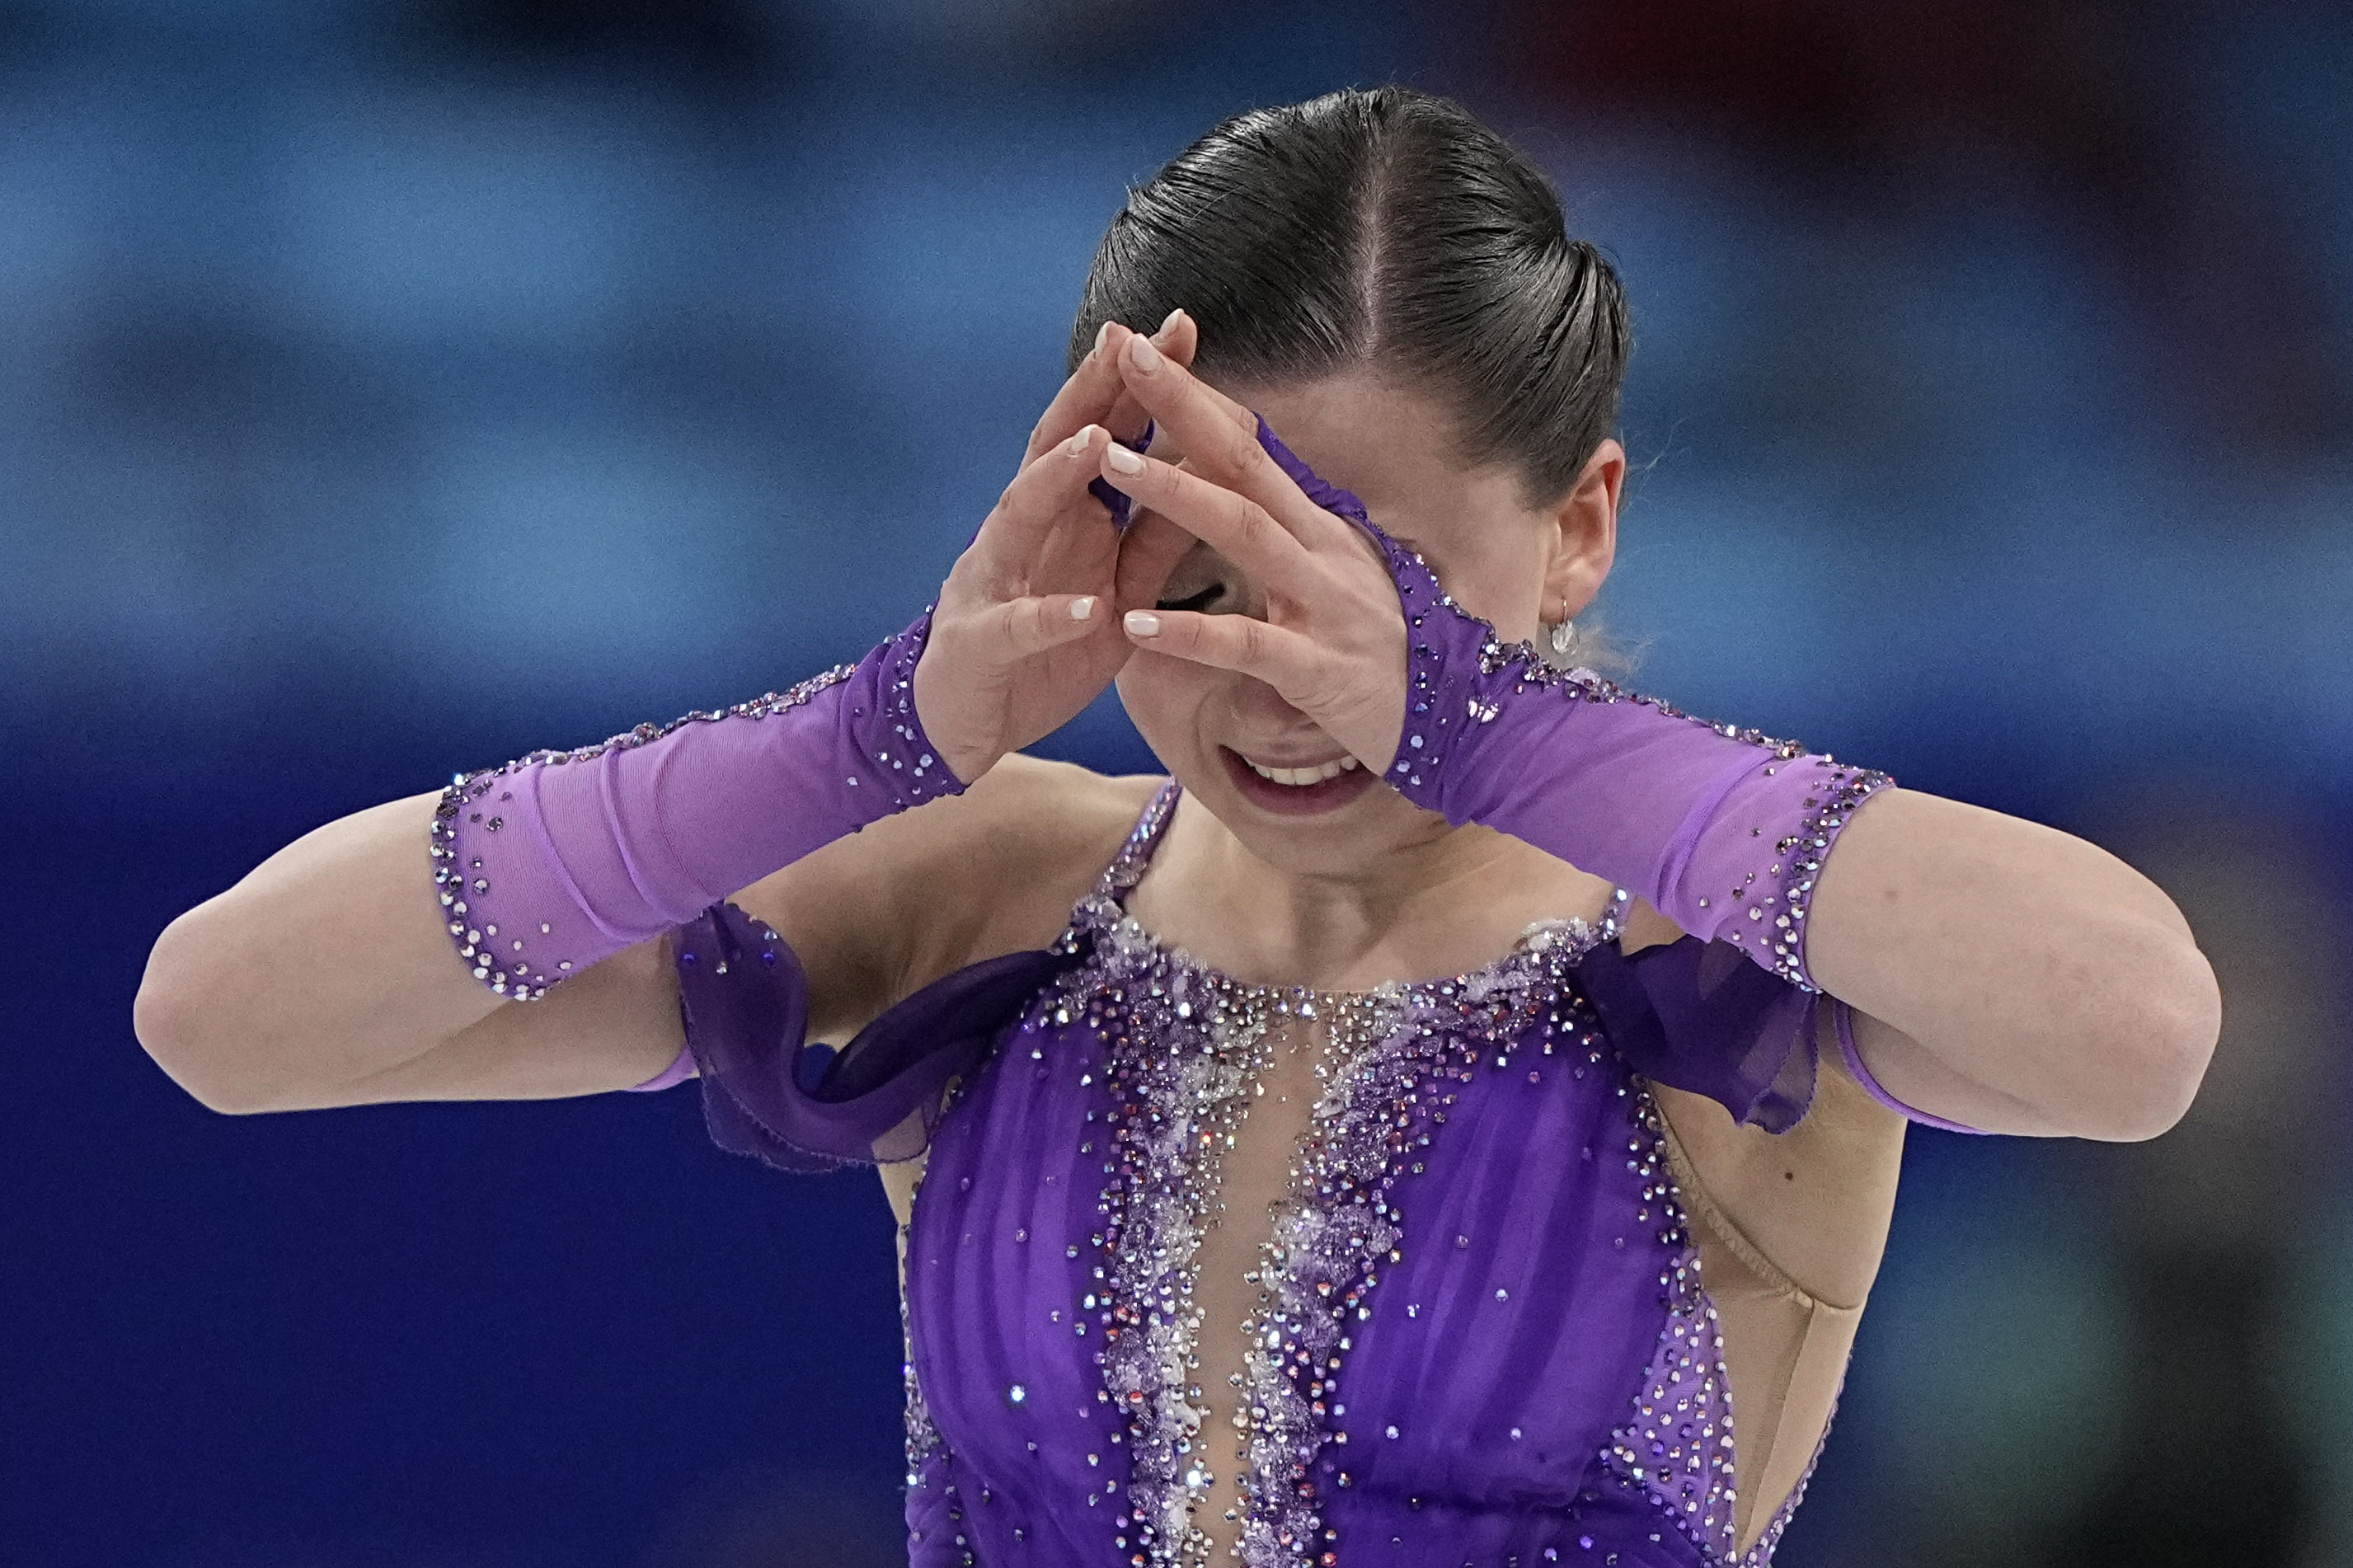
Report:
1115,369,1620,876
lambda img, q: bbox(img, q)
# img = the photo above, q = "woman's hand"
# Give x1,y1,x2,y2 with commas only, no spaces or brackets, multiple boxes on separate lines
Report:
1097,330,1412,776
913,314,1198,785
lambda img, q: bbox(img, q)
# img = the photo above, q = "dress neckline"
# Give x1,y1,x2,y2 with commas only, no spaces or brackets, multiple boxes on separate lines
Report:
1070,778,1632,1003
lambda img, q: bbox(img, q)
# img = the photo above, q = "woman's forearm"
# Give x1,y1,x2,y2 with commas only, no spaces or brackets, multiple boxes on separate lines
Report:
1801,787,2220,1139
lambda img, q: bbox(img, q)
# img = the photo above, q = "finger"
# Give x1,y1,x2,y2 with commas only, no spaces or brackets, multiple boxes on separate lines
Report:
1111,510,1199,610
1120,606,1321,692
1159,307,1200,372
1028,313,1186,467
1100,311,1194,447
991,592,1109,660
1023,330,1130,466
972,423,1111,573
1157,311,1252,436
1104,311,1246,448
1113,330,1357,547
1097,444,1317,596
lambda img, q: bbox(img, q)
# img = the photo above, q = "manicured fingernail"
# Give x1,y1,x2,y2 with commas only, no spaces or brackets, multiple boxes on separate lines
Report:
1094,321,1113,354
1157,307,1183,336
1064,425,1097,457
1070,596,1096,621
1126,334,1163,374
1125,610,1161,637
1103,444,1145,475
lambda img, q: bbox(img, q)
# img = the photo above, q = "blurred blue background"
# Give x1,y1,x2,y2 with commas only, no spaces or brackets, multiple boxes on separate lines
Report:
7,2,2352,1564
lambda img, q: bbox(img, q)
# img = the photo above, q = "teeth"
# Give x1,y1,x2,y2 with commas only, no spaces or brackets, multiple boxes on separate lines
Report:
1245,755,1359,786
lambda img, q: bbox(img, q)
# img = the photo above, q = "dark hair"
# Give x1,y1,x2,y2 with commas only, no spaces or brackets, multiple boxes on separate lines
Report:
1070,86,1631,508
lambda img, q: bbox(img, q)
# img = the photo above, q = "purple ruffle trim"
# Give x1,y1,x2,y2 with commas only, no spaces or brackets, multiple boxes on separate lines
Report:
671,901,1087,1173
660,899,1828,1167
1579,934,1819,1134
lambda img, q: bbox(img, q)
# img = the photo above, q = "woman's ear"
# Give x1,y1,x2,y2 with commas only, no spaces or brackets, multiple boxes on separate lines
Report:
1544,437,1623,617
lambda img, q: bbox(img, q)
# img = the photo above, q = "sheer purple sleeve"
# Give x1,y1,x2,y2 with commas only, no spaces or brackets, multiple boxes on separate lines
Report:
431,608,960,1002
1254,415,1894,993
667,901,1084,1173
1577,934,1819,1133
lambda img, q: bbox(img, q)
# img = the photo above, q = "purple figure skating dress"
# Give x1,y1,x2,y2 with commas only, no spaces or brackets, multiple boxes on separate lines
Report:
665,779,1858,1568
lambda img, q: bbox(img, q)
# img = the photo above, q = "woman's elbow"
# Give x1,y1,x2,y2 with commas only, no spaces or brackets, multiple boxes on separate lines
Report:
134,974,240,1114
134,918,279,1115
2070,934,2222,1143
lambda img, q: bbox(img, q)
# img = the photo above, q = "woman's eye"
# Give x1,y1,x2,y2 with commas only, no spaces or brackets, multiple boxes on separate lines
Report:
1154,583,1225,613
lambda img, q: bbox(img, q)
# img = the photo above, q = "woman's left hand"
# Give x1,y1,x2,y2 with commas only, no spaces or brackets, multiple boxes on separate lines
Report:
1097,330,1412,776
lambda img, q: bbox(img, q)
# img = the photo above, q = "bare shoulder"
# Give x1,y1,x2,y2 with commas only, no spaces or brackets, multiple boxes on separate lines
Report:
730,755,1162,1040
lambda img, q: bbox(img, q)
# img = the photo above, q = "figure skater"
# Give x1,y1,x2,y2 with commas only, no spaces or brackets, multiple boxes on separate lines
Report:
136,87,2220,1568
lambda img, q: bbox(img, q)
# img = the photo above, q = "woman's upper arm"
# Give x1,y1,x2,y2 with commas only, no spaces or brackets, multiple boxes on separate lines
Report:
326,927,690,1105
1834,1004,2078,1137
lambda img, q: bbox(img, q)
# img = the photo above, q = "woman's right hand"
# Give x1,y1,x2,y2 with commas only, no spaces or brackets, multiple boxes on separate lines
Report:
913,312,1199,785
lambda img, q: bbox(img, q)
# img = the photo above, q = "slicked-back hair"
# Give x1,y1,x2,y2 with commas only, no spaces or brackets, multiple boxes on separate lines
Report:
1071,86,1630,508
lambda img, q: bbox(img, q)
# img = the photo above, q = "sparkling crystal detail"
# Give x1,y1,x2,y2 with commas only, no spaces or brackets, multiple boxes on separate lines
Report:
1033,783,1641,1568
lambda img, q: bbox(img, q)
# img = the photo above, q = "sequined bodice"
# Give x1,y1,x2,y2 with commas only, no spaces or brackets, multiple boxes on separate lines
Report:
895,784,1825,1568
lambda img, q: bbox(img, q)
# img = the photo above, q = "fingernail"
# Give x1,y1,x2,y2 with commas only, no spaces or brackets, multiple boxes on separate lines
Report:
1064,425,1097,457
1103,444,1145,475
1094,320,1113,354
1126,334,1164,374
1157,307,1183,336
1070,596,1096,621
1125,610,1161,637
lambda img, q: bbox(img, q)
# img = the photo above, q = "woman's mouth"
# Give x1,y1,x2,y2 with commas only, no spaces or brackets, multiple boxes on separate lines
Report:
1218,746,1379,816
